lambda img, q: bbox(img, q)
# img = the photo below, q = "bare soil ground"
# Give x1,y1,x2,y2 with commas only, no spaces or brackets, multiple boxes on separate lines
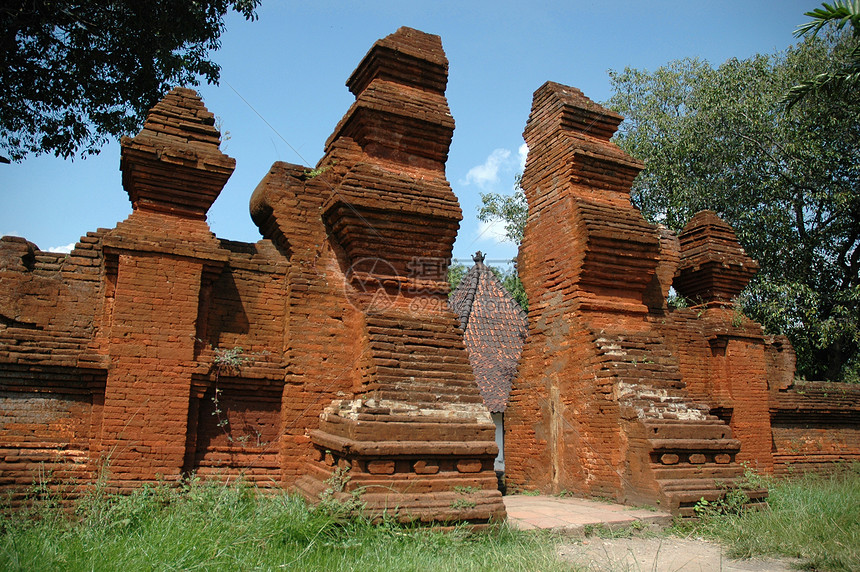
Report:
557,536,798,571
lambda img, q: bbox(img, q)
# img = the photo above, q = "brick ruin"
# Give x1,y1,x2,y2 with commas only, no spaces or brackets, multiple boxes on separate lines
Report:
0,27,504,524
504,82,860,515
275,28,505,522
1,31,858,522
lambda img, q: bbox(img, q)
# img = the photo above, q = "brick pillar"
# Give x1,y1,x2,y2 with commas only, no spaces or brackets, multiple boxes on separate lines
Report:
96,88,233,485
726,338,773,471
99,252,203,481
675,211,773,472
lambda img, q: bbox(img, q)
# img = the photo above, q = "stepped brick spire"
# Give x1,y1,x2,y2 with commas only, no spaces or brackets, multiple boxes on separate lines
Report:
319,27,461,286
519,81,659,316
121,87,235,218
674,210,759,307
506,81,766,516
252,27,505,525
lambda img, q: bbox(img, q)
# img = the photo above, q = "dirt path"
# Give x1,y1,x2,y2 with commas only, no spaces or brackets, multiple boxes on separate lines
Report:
557,536,798,571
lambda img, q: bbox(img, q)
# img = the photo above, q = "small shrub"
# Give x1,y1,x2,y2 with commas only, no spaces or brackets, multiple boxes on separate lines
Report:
453,485,480,495
450,499,477,510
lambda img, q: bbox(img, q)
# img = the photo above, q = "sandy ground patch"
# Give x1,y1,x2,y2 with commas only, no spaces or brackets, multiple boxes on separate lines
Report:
558,536,798,571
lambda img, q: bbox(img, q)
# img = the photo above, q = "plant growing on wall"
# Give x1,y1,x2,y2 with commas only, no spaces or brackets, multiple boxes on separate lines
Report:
210,346,245,439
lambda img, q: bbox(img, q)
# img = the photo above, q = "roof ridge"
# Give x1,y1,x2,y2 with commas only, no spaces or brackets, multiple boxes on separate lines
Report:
456,262,482,331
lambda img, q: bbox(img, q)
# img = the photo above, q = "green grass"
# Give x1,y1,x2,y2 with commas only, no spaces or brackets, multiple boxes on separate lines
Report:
674,463,860,571
0,478,571,571
3,466,858,571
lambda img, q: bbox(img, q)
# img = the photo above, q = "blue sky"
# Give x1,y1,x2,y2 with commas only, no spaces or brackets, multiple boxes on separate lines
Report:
1,0,814,268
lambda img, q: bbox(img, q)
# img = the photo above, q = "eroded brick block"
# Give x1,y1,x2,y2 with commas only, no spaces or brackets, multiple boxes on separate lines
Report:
457,459,482,473
413,460,439,474
367,460,396,475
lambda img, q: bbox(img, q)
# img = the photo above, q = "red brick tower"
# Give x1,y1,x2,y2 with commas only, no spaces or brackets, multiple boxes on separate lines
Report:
252,27,505,524
505,82,763,515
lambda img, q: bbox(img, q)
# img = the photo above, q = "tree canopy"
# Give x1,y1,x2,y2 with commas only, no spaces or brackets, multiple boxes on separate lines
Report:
478,175,528,245
609,30,860,383
0,0,259,162
480,31,859,382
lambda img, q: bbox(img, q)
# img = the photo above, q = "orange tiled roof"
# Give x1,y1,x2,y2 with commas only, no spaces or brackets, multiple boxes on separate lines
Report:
450,252,527,412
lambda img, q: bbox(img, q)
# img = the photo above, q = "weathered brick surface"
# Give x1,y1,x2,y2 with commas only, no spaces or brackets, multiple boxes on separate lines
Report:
0,87,290,499
0,33,856,521
266,27,505,523
0,27,504,525
659,215,774,474
506,82,771,516
673,211,759,307
0,365,104,503
770,381,860,475
0,230,109,502
249,161,362,485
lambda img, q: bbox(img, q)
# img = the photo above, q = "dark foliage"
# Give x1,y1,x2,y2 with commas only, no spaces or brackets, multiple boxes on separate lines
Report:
0,0,259,162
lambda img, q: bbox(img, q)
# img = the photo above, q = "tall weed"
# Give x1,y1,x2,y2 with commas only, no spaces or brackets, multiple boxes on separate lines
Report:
677,463,860,571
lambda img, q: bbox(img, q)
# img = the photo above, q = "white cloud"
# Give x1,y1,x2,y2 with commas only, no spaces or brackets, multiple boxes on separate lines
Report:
464,148,511,189
518,143,528,172
476,219,514,244
48,242,76,254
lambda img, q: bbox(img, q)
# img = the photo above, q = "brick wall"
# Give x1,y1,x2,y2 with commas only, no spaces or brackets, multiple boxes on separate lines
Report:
770,382,860,475
0,28,506,525
1,31,857,521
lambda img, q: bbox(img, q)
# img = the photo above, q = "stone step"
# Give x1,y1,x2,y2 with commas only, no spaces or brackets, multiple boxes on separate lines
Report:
372,380,481,393
658,478,742,492
661,484,767,504
371,389,485,405
646,418,730,426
